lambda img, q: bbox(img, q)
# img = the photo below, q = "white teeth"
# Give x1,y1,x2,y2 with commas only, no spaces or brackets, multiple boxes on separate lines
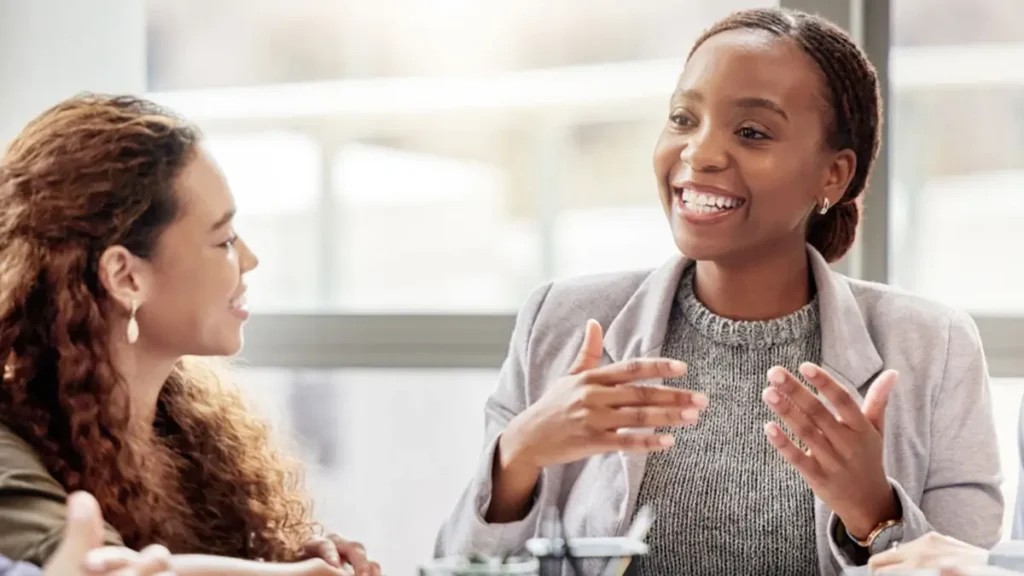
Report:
680,188,742,212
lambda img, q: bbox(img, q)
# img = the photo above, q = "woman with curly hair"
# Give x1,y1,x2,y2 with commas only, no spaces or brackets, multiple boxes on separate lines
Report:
0,94,380,576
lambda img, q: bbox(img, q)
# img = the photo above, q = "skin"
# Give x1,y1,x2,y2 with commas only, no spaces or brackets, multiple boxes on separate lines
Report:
868,531,989,573
92,148,380,576
490,28,899,545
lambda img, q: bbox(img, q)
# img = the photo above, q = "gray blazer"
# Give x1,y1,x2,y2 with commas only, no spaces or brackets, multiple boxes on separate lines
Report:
437,247,1003,575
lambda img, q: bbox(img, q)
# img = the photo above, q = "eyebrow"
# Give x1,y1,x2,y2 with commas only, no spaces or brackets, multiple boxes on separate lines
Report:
675,89,789,121
210,208,236,232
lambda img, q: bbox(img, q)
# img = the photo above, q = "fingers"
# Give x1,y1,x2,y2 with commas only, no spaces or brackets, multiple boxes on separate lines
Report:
304,535,342,568
46,491,105,573
862,370,899,433
764,422,823,480
587,384,708,409
797,363,871,432
84,546,140,573
597,406,702,430
598,431,676,453
569,320,604,374
763,371,840,467
766,367,846,438
327,534,380,576
126,545,172,576
583,358,687,386
867,542,907,571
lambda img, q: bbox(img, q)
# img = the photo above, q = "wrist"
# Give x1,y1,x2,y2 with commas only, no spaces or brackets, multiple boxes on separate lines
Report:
844,486,901,541
499,416,542,475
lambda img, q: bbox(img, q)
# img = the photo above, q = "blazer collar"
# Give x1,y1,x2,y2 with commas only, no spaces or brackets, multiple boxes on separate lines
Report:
602,245,884,393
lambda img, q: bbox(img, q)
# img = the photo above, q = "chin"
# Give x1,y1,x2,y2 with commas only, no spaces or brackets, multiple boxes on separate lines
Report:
219,334,244,357
671,226,736,263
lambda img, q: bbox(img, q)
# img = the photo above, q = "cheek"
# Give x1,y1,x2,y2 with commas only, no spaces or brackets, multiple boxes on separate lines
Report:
653,130,679,202
742,152,819,224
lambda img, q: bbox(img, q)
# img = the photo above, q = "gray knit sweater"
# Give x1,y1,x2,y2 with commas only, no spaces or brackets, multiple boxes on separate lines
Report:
630,267,821,576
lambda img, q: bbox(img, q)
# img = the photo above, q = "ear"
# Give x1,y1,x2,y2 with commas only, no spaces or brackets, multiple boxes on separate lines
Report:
820,148,857,207
97,245,150,312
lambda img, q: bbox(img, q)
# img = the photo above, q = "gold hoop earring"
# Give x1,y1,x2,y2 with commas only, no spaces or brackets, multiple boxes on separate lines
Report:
818,198,831,215
126,299,140,344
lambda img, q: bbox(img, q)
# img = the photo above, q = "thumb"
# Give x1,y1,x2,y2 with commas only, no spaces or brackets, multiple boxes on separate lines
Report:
46,492,104,571
862,370,898,433
569,320,604,375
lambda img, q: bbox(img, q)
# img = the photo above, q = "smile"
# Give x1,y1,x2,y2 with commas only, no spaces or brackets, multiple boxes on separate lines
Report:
678,188,746,214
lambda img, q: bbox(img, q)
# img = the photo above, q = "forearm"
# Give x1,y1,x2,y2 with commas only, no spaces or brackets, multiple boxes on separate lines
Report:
485,430,541,524
170,555,332,576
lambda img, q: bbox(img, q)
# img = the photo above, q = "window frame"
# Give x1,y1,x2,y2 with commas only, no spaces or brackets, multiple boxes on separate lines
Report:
149,0,1024,378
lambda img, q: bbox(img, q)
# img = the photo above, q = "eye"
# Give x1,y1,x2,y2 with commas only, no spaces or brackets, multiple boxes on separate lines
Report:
737,126,770,140
669,113,695,128
219,234,238,249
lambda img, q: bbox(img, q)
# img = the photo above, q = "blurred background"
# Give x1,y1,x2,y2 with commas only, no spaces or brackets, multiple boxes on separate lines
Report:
2,0,1024,573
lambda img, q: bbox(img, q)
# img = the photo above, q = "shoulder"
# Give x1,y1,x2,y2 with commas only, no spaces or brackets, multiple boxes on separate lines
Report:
845,277,975,342
0,423,69,565
844,278,983,389
0,423,59,485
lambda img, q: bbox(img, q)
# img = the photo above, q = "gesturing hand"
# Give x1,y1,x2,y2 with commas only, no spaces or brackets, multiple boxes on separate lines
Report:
502,319,708,471
761,362,899,540
303,534,380,576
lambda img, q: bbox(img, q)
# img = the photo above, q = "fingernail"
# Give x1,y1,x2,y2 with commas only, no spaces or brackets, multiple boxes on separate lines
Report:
764,422,779,438
799,363,818,378
681,408,699,421
670,360,687,371
691,393,708,409
659,435,675,447
767,368,785,384
763,387,780,405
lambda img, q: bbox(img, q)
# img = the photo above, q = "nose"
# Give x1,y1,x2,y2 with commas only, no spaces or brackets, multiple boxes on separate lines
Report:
679,124,728,173
237,237,259,273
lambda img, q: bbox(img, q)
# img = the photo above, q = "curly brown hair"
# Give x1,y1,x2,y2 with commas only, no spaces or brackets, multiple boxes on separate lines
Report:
0,94,314,560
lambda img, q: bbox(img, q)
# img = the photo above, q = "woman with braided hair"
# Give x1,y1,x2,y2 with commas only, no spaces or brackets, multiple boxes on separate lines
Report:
438,7,1001,575
0,94,379,576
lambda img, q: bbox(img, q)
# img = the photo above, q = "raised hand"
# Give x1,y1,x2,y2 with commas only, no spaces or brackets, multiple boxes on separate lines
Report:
488,319,707,522
502,319,707,469
761,362,899,540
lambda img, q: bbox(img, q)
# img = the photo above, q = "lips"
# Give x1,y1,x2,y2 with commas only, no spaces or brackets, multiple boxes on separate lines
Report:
229,287,247,312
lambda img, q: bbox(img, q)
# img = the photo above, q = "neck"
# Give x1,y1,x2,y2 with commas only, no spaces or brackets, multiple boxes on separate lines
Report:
108,338,177,436
692,240,813,321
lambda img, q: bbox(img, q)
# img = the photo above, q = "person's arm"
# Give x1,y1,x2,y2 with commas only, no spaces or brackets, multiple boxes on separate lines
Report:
434,284,554,558
168,555,343,576
81,548,350,576
828,310,1004,567
0,437,123,566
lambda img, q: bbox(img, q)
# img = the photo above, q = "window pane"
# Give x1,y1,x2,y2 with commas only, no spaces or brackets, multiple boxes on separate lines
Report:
889,0,1024,314
992,378,1023,537
238,368,496,576
147,0,775,313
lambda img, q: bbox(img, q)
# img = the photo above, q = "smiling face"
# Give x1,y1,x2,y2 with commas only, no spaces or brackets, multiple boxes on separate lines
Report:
110,147,260,358
654,27,857,264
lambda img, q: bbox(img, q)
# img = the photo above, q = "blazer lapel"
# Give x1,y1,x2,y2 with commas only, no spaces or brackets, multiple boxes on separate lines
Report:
808,246,885,573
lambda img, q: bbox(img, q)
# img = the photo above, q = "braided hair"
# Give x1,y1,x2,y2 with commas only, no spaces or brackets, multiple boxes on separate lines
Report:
689,8,882,263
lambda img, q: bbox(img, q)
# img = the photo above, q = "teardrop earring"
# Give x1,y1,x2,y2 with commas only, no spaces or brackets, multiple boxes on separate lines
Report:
126,299,139,344
818,198,831,215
